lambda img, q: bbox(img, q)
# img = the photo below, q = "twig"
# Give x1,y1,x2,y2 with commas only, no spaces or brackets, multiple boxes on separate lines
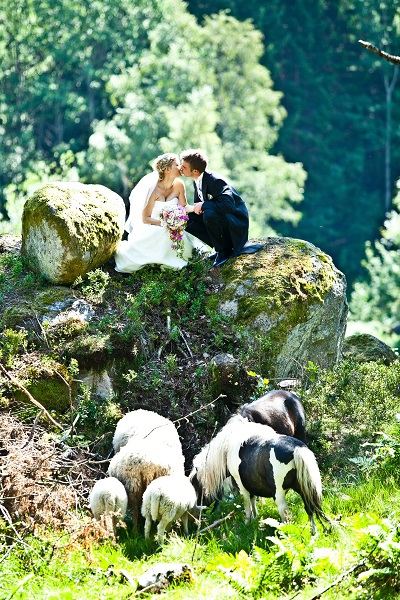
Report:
359,40,400,65
308,548,376,600
0,362,63,430
198,510,235,534
5,573,35,599
178,327,193,357
120,569,137,589
20,409,44,449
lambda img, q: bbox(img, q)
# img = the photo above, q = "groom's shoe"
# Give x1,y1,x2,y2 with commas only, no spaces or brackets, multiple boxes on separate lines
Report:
210,252,230,270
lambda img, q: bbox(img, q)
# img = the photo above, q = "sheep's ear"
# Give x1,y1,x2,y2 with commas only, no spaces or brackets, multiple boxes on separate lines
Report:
195,505,207,511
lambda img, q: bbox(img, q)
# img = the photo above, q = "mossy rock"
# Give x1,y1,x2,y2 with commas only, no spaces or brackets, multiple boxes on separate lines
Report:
208,237,348,378
9,354,73,412
343,333,399,365
21,182,125,284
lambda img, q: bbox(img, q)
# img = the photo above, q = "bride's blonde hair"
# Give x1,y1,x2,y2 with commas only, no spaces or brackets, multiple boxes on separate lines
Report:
152,153,179,181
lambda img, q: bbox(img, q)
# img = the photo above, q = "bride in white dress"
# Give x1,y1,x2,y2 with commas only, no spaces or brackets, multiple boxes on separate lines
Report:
115,153,203,273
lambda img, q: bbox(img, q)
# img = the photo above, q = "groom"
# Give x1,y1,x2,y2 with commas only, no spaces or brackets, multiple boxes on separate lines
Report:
180,148,263,268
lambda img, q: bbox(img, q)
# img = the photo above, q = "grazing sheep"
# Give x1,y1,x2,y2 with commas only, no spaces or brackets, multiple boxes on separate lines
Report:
112,409,182,455
141,475,197,545
89,476,128,535
107,437,185,528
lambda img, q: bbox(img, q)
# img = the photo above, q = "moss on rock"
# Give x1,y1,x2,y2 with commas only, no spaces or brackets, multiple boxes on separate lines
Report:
9,353,72,412
21,182,125,284
208,237,348,378
343,333,399,365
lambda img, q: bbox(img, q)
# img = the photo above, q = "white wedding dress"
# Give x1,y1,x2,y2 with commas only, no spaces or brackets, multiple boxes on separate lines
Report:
115,198,198,273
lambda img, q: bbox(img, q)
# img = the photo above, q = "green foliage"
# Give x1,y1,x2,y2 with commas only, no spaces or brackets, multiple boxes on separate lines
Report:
73,384,121,442
79,268,111,305
349,419,400,482
349,188,400,346
0,328,28,366
302,358,400,474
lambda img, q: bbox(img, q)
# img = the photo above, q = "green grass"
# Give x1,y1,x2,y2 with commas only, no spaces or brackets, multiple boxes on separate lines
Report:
2,478,400,600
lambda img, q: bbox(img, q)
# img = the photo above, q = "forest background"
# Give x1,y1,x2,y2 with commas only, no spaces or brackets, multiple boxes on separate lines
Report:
1,0,400,346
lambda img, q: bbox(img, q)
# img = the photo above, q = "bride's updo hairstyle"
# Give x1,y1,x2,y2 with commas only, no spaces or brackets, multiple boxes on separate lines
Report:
153,153,179,181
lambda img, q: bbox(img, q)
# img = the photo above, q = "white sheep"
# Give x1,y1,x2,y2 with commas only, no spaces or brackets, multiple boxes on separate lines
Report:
112,409,182,456
141,475,197,545
89,476,128,536
107,437,185,529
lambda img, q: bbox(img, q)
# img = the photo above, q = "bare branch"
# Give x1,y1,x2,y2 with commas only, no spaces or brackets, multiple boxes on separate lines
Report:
198,510,235,534
359,40,400,65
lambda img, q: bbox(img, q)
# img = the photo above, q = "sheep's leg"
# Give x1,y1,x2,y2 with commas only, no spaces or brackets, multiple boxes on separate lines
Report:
144,516,152,540
181,512,189,536
157,520,167,545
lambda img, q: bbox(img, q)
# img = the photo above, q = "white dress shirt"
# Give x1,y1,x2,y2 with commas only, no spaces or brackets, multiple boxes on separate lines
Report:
196,173,204,202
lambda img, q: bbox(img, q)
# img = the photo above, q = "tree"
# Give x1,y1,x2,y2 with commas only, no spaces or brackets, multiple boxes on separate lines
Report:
79,7,305,233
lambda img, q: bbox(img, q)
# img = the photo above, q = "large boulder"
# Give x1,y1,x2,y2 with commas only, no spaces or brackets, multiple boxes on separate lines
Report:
210,237,348,378
21,182,125,284
343,333,399,365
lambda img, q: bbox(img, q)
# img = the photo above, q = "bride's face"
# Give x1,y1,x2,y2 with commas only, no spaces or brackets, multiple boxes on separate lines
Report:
167,158,181,179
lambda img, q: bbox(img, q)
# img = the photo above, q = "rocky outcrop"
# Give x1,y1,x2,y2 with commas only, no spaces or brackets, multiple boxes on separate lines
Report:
343,333,399,365
210,237,348,378
21,182,125,284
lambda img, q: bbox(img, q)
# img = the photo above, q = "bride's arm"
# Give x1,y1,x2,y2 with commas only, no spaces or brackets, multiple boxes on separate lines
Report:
176,179,194,213
142,193,162,226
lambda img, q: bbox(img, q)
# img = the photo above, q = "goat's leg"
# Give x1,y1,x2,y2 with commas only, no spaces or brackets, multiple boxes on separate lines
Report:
275,489,291,523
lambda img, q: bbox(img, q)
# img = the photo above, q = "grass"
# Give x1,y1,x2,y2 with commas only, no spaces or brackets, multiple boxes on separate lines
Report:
1,477,400,599
1,245,400,598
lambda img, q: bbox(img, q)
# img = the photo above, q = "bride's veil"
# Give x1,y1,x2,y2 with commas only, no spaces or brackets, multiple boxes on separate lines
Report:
124,171,158,233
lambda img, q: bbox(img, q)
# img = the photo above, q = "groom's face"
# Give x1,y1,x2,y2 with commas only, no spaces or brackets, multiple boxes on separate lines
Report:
180,160,197,179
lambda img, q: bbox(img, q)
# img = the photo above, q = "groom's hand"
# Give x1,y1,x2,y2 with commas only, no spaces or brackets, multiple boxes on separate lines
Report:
193,201,204,215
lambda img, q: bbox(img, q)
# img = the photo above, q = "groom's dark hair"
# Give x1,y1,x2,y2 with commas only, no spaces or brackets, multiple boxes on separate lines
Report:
180,149,208,173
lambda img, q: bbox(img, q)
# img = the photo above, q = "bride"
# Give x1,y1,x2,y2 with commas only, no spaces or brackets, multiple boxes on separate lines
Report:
115,153,203,273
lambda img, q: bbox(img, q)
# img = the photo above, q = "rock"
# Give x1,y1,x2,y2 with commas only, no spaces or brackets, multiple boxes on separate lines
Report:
211,237,348,378
209,353,256,408
343,333,399,365
136,562,194,593
21,182,125,284
8,353,72,412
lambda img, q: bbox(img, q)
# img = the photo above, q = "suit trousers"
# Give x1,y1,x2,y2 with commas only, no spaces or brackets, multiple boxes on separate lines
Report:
186,208,233,255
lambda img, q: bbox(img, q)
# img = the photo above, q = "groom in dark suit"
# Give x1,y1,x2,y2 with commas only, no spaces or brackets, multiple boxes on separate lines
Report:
180,148,263,268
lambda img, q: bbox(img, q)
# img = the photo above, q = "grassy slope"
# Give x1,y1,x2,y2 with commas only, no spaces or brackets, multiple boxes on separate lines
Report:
1,239,400,599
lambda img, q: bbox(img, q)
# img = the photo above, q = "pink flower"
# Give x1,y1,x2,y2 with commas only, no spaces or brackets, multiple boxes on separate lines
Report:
159,205,189,259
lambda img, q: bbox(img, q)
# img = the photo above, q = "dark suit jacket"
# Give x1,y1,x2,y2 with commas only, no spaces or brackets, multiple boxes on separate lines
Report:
194,170,249,254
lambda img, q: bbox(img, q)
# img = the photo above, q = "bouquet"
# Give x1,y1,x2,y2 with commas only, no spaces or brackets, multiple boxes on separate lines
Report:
159,204,189,259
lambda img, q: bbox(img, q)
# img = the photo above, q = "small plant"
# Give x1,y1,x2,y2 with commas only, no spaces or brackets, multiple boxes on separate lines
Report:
0,328,28,366
247,370,270,399
81,269,110,304
164,353,179,376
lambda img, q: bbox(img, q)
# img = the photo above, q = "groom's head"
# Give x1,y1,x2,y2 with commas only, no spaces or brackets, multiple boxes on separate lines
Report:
180,149,208,179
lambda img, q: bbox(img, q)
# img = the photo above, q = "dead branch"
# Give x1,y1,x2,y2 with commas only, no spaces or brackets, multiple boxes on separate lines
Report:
0,362,63,429
198,510,235,534
308,544,378,600
359,40,400,65
20,409,44,449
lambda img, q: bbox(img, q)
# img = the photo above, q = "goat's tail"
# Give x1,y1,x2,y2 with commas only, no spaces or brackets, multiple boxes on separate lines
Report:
294,445,330,527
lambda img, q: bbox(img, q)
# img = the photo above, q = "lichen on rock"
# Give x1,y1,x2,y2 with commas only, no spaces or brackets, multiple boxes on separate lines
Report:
21,182,126,284
211,237,348,378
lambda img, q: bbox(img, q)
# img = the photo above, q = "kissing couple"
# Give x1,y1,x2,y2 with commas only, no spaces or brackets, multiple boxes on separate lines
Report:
114,148,263,273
